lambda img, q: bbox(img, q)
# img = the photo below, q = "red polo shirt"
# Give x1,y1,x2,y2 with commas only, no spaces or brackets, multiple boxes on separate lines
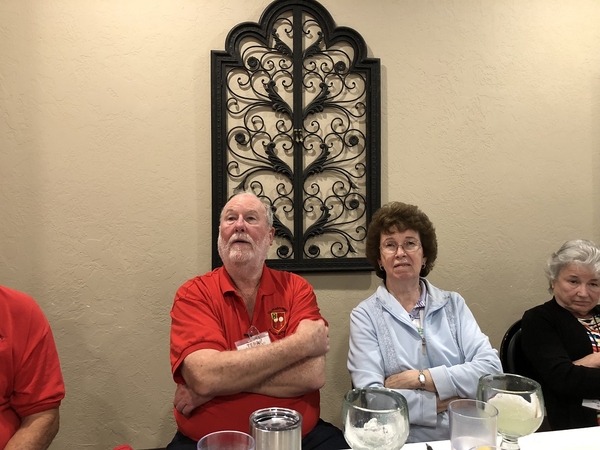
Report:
0,287,65,449
170,265,324,441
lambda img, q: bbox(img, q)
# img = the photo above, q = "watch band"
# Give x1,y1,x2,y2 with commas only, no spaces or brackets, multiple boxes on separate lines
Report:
418,369,426,389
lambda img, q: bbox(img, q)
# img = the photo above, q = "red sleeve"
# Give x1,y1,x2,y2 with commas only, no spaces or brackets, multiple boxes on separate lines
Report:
169,276,228,384
284,273,327,335
11,296,65,418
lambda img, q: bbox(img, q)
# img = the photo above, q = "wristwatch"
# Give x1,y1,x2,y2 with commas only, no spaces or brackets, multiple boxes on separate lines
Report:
418,370,426,389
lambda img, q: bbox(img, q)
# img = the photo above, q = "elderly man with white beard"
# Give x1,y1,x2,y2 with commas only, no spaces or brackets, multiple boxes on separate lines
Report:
167,192,348,450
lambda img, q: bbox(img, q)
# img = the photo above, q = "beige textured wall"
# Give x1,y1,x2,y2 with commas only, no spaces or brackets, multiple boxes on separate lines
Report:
1,1,599,448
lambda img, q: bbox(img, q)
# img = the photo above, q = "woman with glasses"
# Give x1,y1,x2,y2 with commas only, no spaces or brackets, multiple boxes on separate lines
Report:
521,239,600,430
347,201,502,443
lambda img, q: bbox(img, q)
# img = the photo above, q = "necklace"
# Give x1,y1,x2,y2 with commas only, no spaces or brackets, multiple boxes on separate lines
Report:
411,309,426,355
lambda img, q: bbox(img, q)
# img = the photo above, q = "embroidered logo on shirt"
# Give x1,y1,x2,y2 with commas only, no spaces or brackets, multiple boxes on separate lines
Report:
269,307,288,334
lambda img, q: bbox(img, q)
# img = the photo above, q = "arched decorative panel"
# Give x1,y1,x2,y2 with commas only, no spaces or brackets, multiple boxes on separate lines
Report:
211,0,381,272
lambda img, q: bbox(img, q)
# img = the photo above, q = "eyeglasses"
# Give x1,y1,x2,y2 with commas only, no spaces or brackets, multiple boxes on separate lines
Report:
380,240,422,255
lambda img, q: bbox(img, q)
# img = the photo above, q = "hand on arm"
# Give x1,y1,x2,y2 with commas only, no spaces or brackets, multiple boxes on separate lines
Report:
573,352,600,368
248,319,328,397
182,319,330,398
249,354,326,397
436,395,461,414
5,408,59,450
173,383,214,417
384,369,436,392
384,370,463,414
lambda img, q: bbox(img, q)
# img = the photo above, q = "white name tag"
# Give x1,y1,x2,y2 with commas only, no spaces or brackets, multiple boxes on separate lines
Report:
235,331,271,350
582,399,600,410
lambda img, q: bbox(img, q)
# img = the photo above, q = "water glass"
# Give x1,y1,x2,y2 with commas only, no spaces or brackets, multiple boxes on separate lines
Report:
449,399,498,450
197,430,256,450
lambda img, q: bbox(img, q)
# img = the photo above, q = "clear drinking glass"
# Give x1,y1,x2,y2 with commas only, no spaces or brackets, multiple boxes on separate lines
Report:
342,387,409,450
477,373,544,450
448,399,498,450
197,430,256,450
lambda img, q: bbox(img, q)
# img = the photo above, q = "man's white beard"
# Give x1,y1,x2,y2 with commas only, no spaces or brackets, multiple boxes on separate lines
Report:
218,232,271,269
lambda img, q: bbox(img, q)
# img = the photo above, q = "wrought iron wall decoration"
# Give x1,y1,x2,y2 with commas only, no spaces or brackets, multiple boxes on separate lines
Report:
211,0,381,272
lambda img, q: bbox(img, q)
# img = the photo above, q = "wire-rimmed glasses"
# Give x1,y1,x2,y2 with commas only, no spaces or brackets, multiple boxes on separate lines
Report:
380,240,421,255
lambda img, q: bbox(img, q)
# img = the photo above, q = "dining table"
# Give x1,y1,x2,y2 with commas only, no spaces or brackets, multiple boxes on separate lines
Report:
347,426,600,450
343,425,600,450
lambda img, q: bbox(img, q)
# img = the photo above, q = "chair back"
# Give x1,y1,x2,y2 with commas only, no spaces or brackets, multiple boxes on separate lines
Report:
499,318,552,431
499,319,534,377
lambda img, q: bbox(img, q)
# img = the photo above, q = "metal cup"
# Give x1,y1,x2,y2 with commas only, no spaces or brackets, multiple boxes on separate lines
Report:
249,407,302,450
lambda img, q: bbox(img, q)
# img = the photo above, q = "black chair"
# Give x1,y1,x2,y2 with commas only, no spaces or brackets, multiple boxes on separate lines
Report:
499,319,531,375
500,318,551,431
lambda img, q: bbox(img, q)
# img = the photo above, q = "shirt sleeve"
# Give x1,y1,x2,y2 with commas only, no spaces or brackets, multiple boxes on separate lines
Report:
282,273,326,335
11,299,65,418
170,278,229,384
430,293,503,401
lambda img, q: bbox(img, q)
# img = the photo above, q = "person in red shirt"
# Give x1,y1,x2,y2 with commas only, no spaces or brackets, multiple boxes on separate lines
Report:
167,192,347,449
0,286,65,450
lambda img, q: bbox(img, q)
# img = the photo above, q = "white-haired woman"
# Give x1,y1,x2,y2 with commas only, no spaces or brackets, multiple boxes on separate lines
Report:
521,239,600,430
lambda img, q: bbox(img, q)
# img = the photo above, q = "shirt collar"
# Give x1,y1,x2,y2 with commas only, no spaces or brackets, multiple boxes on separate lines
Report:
218,264,276,296
409,279,427,319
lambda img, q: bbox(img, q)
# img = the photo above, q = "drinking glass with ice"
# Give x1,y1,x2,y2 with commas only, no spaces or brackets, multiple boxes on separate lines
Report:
342,387,409,450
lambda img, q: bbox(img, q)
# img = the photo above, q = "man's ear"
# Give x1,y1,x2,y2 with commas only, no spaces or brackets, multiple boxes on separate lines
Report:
269,227,275,245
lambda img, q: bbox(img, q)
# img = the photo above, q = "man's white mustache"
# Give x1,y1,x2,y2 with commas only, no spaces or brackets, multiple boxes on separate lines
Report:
229,234,254,245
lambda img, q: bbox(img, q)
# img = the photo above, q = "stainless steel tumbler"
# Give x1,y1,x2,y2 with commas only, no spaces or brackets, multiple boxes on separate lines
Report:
249,407,302,450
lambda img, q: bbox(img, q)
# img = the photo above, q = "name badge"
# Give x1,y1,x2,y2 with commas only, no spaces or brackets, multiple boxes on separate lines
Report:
582,399,600,410
235,331,271,350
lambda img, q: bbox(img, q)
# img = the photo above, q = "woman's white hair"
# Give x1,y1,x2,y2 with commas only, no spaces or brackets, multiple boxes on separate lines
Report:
545,239,600,293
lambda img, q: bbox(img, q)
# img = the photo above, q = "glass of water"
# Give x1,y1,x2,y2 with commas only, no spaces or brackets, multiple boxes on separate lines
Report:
449,399,498,450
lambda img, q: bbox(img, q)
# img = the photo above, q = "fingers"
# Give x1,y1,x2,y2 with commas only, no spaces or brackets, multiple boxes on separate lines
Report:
174,398,187,415
174,396,195,417
178,404,193,417
174,384,194,416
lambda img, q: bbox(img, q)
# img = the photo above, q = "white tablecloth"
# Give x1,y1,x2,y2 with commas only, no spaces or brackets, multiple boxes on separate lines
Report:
403,441,449,450
343,441,450,450
342,426,600,449
518,426,600,450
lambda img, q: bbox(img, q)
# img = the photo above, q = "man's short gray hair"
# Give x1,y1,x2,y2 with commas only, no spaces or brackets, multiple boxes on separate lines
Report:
545,239,600,292
220,191,273,227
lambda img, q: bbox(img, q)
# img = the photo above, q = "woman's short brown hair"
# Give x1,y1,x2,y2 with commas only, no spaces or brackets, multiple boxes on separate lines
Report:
365,201,438,280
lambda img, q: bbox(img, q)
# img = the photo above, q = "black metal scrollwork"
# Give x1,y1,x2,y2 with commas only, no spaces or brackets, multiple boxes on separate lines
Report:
212,0,381,272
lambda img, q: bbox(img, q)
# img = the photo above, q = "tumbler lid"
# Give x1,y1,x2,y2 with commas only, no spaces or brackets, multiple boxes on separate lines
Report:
249,408,301,431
